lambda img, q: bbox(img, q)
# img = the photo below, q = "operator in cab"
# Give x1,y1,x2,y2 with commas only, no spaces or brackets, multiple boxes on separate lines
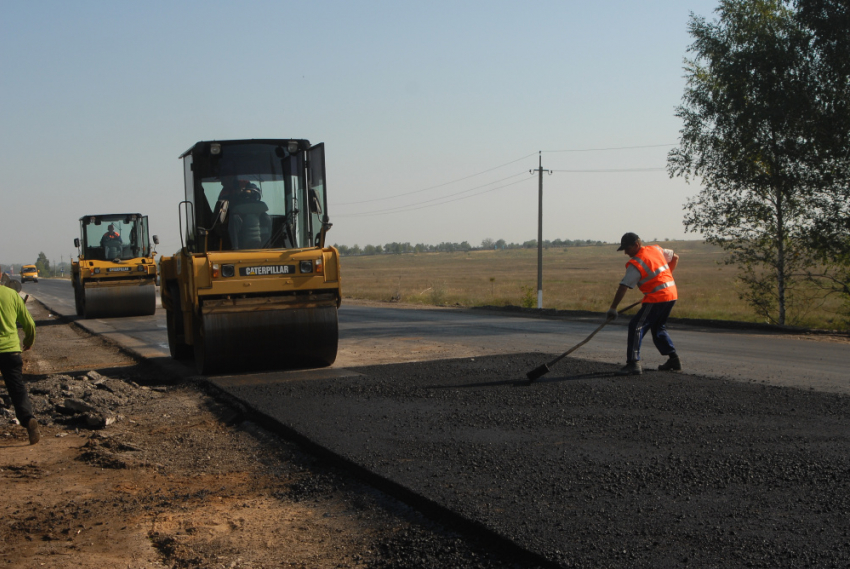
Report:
101,224,123,258
228,182,271,250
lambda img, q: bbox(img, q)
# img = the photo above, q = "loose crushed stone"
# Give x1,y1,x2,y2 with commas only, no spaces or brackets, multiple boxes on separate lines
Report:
216,353,850,568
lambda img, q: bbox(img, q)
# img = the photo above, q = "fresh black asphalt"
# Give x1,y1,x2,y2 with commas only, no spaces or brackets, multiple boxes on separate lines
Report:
210,353,850,568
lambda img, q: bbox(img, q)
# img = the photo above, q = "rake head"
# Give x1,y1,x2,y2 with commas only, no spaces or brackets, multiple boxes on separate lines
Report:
525,363,551,383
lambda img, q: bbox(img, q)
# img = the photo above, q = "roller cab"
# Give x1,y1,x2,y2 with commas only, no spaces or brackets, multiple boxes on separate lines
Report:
160,139,341,375
72,214,159,319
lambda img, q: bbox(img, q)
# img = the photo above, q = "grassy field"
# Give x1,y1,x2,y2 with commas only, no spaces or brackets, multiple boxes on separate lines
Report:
338,240,846,330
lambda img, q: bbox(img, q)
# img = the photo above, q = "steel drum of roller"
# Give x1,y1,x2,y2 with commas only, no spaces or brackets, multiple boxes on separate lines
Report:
81,281,157,319
193,303,338,375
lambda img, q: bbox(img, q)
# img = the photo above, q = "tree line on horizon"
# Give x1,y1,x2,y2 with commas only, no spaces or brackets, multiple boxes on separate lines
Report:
333,238,609,257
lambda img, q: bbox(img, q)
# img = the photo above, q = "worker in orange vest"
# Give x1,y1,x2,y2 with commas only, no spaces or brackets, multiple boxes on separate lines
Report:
607,232,680,376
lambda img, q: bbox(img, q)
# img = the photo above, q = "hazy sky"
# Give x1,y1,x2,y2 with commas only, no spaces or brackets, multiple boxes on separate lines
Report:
1,0,719,264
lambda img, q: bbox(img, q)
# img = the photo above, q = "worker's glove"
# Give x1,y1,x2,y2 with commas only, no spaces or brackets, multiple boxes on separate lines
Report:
606,308,619,321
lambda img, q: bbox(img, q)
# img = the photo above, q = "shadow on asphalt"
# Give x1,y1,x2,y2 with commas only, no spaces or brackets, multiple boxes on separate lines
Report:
29,317,72,328
530,370,623,383
424,370,630,390
425,378,527,389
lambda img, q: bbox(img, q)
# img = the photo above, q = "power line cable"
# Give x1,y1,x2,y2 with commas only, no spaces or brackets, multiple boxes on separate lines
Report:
335,176,532,217
336,152,538,205
543,143,676,153
337,166,667,216
550,167,665,172
337,171,528,215
336,144,673,215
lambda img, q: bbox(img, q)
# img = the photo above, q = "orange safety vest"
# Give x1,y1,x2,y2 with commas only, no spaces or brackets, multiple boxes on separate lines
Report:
626,244,677,303
104,231,120,241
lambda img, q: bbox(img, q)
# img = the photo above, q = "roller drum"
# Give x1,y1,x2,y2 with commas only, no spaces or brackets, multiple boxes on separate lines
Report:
82,281,156,319
194,304,338,375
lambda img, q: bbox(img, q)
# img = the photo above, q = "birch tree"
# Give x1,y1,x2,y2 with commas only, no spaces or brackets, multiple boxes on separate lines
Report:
668,0,818,325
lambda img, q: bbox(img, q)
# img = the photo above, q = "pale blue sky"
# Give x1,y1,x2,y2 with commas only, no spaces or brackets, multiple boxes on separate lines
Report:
1,0,719,264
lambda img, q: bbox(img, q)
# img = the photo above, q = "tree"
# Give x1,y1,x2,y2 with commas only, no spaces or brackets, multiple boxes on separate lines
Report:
794,0,850,324
36,252,50,276
384,242,412,255
668,0,823,325
481,238,495,250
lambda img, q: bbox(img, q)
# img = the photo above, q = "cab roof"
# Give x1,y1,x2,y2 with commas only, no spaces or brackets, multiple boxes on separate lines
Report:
78,213,144,222
179,139,311,159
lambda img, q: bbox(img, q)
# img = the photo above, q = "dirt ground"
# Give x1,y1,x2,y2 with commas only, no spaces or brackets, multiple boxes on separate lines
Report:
0,300,536,569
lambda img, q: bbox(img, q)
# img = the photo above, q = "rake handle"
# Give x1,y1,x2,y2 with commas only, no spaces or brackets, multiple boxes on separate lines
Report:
545,300,642,367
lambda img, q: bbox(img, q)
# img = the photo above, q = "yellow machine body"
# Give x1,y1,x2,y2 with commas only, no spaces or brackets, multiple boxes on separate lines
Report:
72,214,159,319
21,265,38,283
160,139,341,375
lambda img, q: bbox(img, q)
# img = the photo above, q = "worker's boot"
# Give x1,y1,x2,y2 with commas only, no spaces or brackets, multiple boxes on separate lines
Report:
26,418,40,445
658,354,682,371
614,362,643,376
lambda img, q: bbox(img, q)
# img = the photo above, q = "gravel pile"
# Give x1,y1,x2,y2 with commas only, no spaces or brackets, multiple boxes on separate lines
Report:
1,370,162,431
217,353,850,568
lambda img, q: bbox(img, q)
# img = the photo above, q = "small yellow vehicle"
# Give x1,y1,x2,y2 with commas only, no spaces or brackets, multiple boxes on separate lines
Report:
21,265,38,283
160,139,341,374
72,214,159,319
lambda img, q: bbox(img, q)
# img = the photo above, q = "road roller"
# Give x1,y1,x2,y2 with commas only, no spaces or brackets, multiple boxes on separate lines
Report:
71,214,159,319
21,265,38,283
159,139,341,375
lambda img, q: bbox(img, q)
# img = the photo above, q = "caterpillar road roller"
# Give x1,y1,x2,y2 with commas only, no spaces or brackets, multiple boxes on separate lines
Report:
159,139,341,375
71,214,159,318
21,265,38,283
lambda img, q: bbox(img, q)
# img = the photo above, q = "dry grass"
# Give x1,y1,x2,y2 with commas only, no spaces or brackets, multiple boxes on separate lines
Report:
339,240,846,329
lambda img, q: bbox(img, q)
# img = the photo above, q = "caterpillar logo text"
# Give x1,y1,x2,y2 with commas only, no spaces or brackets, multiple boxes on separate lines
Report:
240,265,295,276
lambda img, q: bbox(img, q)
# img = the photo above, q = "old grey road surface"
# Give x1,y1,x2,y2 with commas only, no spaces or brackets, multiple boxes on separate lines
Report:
26,277,850,394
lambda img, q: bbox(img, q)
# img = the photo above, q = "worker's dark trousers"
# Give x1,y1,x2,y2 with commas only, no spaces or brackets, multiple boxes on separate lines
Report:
626,300,676,363
0,352,34,424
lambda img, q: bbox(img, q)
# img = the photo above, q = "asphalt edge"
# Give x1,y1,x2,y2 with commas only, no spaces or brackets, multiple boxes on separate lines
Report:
468,304,848,337
27,292,560,566
341,298,848,337
200,379,562,569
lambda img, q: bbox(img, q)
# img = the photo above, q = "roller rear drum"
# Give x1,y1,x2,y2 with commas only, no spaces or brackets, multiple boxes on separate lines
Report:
193,304,338,375
81,282,156,319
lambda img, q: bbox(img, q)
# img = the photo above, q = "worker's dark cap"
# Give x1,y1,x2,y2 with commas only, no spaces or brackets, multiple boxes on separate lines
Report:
617,232,640,251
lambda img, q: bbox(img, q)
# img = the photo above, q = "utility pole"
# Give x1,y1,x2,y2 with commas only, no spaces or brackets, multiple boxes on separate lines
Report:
530,151,552,309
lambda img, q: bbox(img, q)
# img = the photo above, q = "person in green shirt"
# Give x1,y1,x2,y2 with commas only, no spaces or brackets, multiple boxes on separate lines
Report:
0,271,39,445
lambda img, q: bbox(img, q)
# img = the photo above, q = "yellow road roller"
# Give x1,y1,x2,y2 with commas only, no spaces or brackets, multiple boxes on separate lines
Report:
72,214,159,319
21,265,38,283
159,139,341,375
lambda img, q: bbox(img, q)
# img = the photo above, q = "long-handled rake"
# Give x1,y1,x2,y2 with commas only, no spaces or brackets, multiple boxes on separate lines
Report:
525,301,641,383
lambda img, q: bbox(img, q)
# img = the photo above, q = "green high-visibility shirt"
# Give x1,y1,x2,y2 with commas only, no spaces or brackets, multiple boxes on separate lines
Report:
0,286,35,353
